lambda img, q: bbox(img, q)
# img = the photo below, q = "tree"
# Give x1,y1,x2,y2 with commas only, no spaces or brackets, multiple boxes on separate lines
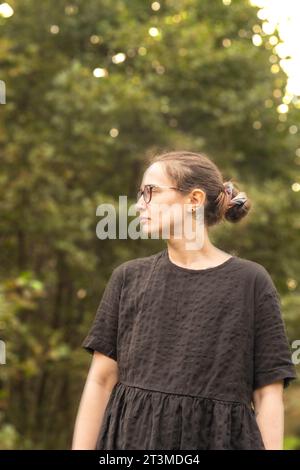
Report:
0,0,299,448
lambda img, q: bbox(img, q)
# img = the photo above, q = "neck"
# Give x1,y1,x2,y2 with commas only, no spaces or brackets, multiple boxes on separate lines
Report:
166,226,230,269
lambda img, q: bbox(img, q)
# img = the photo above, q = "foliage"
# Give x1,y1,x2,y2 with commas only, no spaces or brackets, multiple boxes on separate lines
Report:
0,0,299,449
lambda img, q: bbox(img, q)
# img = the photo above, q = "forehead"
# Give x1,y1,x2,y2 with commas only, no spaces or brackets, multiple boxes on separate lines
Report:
141,162,170,185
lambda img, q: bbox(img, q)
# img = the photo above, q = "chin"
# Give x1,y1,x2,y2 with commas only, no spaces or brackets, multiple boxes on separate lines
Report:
141,221,160,237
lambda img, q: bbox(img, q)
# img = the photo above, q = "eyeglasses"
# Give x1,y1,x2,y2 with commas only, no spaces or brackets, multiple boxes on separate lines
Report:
137,184,185,204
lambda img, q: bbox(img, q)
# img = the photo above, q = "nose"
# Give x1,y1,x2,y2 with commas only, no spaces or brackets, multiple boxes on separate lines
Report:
135,198,147,213
135,189,148,208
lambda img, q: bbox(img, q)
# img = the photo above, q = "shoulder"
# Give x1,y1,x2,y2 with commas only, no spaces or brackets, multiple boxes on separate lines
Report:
234,255,277,299
112,249,164,279
234,255,271,277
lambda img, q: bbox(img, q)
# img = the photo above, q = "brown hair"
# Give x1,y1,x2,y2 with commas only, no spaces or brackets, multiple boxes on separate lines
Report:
146,150,251,226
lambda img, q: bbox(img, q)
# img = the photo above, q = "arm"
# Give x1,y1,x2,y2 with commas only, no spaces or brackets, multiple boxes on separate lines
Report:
72,351,119,450
252,380,284,450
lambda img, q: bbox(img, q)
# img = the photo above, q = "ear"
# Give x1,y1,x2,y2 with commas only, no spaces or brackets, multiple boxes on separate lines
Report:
189,188,206,205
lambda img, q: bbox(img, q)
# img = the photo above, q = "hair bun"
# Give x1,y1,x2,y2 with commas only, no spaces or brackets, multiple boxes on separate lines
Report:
228,191,247,208
223,181,234,199
223,181,251,223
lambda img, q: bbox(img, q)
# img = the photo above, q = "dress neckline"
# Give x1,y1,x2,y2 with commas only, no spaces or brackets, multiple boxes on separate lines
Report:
162,248,237,274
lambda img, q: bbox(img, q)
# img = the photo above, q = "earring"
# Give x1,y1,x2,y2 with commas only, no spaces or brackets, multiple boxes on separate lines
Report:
194,206,203,221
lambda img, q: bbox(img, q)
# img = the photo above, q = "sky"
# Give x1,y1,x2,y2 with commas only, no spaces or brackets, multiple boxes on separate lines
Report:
250,0,300,98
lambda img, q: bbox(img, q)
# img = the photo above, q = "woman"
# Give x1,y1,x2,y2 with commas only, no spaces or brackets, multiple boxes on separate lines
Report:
72,151,297,450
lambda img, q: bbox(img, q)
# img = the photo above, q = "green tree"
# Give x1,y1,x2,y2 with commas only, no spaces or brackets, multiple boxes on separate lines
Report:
0,0,299,448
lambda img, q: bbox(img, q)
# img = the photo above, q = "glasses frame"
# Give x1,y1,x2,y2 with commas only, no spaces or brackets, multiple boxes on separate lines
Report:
137,184,185,204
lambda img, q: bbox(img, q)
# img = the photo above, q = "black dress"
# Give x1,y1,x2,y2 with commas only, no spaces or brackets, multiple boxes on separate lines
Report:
81,248,297,450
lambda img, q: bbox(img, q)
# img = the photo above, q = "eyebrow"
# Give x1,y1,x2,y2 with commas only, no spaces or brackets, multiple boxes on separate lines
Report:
140,184,157,189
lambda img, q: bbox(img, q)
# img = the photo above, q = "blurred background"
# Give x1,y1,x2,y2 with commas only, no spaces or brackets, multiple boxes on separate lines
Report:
0,0,299,450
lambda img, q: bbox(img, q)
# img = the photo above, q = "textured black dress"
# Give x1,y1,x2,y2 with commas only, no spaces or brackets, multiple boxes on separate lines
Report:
81,248,297,450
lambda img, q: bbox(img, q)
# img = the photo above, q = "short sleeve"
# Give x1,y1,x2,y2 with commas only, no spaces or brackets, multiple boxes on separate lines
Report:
253,266,297,390
81,264,124,361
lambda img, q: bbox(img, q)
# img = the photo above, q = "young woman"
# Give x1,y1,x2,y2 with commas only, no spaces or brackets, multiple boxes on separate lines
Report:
72,151,297,450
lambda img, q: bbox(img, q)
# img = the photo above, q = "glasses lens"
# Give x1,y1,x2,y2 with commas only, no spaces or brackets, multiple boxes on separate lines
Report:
144,185,151,203
137,186,152,203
